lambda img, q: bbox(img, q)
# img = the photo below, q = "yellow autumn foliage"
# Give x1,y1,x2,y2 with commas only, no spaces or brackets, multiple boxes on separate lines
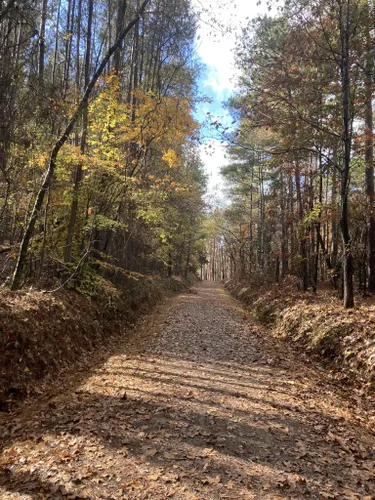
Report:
88,74,197,171
162,149,182,168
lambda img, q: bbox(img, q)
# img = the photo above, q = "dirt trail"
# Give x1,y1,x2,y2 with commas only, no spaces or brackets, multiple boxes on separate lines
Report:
0,282,374,499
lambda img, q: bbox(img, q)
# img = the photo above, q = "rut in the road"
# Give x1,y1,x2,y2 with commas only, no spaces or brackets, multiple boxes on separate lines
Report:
0,282,374,499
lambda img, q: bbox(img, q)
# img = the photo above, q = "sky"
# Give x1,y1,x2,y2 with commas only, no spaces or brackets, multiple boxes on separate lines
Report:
192,0,273,199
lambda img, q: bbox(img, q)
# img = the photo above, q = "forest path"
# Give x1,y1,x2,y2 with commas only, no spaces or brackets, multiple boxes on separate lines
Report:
0,282,374,499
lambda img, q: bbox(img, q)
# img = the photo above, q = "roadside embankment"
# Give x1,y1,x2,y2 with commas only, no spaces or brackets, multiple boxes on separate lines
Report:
226,278,375,394
0,274,189,410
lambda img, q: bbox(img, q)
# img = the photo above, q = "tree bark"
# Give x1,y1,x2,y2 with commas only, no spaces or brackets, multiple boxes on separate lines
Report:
114,0,127,72
339,0,354,308
313,152,323,293
38,0,48,79
365,53,375,292
64,0,92,263
331,150,339,267
295,158,308,291
280,171,288,279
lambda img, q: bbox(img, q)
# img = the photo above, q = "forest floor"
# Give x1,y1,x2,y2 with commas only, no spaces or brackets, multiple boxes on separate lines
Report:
0,281,375,500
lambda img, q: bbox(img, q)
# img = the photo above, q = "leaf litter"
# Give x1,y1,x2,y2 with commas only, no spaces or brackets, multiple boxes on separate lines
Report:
0,281,374,499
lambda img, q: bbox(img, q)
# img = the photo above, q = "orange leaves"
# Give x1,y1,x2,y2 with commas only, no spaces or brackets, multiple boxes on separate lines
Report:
88,75,198,173
133,90,198,147
146,174,190,194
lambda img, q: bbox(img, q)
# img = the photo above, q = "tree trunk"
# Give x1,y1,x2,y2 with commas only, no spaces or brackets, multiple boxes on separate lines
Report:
63,0,74,96
295,158,308,291
249,152,254,274
280,171,288,279
64,0,92,263
331,151,339,268
114,0,127,73
288,170,296,274
258,161,265,272
365,60,375,292
52,0,62,86
38,0,48,79
313,152,323,293
339,0,354,308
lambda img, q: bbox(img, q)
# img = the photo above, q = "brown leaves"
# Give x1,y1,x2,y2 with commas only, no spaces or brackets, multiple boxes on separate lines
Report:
145,448,159,457
277,474,306,491
201,475,221,485
1,283,375,500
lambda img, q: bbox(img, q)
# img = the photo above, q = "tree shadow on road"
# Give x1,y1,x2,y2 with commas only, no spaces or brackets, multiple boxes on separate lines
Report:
1,353,374,499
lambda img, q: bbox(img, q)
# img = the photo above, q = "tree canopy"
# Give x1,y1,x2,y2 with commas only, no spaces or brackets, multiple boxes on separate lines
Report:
202,0,375,308
0,0,207,293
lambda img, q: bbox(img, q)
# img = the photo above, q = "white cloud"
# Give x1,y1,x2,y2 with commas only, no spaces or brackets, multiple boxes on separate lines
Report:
198,38,234,94
203,68,222,94
199,138,229,192
194,0,270,95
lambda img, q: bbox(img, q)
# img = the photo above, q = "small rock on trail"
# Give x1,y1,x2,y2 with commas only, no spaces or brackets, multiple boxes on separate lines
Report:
0,281,374,499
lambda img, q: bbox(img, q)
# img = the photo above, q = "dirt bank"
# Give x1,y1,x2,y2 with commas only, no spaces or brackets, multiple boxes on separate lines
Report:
0,275,188,411
225,278,375,394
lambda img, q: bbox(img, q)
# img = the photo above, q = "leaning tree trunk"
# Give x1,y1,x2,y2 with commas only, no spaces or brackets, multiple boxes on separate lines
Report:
10,0,150,290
